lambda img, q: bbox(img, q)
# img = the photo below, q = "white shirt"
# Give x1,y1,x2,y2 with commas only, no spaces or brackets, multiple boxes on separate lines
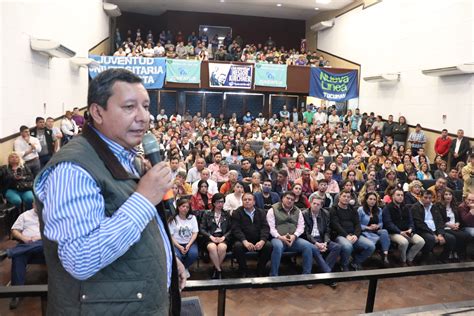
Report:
311,213,320,238
157,114,168,121
154,46,165,56
221,148,232,158
14,136,41,162
454,138,463,154
61,118,78,136
168,215,198,244
192,179,218,195
328,115,340,129
313,112,327,125
12,209,41,239
142,47,155,57
223,193,243,213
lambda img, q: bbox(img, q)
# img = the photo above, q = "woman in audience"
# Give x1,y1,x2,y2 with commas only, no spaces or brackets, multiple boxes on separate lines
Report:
416,162,433,180
168,198,199,277
292,183,310,209
200,193,232,279
328,161,342,183
295,153,310,169
358,192,391,266
0,152,34,210
433,189,469,261
358,180,380,205
434,160,448,179
226,147,243,165
392,116,408,147
379,170,399,192
278,143,291,158
241,142,256,159
271,153,286,171
253,153,265,172
223,181,244,214
322,143,338,157
404,180,422,205
190,180,213,213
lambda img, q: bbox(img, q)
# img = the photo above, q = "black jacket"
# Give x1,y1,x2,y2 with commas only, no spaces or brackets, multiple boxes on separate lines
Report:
411,203,445,236
200,210,232,241
231,207,269,244
450,138,470,159
329,204,361,238
382,202,414,234
302,208,331,243
432,202,461,226
392,123,408,142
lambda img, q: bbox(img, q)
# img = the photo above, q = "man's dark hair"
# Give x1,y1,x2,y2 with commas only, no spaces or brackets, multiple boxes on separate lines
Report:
282,191,296,199
88,68,142,111
442,129,448,132
36,117,45,123
278,169,288,177
421,190,433,197
318,179,328,185
19,125,29,132
241,158,250,164
46,117,54,121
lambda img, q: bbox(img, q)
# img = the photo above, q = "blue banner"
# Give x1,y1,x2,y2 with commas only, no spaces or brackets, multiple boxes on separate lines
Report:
88,55,166,89
309,68,358,101
208,63,253,89
166,59,201,84
254,63,287,88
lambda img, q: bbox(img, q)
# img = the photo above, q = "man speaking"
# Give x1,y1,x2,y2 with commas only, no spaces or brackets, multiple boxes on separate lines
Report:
34,69,184,315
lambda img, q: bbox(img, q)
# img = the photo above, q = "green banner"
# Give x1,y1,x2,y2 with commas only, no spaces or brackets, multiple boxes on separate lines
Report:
165,59,201,84
254,63,287,88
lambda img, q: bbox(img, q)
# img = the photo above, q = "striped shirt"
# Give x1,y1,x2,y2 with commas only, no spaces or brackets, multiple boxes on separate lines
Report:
35,128,172,287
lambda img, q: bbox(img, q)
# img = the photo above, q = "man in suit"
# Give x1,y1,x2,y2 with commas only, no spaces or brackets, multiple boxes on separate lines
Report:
450,129,470,168
411,190,455,263
302,196,341,276
231,193,272,277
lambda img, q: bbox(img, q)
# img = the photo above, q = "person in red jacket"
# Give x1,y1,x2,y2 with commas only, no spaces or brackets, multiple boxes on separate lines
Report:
434,129,452,160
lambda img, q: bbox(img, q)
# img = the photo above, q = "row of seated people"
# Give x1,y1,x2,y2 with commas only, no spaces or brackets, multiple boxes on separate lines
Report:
167,187,474,283
113,27,329,65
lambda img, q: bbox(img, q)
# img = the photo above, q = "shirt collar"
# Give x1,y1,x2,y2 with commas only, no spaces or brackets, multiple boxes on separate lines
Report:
90,125,138,161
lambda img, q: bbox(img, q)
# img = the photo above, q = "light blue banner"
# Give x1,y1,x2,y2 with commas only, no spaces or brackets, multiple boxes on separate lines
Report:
165,59,201,84
88,55,166,89
254,63,287,88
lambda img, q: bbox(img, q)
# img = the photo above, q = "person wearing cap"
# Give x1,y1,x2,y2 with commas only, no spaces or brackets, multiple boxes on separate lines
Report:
13,125,42,177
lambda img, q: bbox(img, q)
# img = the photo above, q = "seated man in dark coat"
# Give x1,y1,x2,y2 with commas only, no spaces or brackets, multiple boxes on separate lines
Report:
411,190,455,263
231,192,272,277
302,196,341,276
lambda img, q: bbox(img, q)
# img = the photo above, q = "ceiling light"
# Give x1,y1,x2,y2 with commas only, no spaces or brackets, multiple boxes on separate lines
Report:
276,3,282,7
316,0,331,4
220,0,224,2
315,7,319,10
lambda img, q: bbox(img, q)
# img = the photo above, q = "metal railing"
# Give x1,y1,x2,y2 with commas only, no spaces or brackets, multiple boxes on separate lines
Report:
1,262,474,316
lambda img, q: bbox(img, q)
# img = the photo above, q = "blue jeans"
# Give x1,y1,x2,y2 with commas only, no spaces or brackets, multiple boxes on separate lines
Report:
377,229,391,252
174,243,198,269
5,189,34,210
6,241,45,285
270,237,313,276
311,240,341,273
336,235,376,268
463,227,474,238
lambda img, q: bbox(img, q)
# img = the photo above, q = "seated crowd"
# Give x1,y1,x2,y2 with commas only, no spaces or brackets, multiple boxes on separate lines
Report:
113,28,330,65
1,103,474,293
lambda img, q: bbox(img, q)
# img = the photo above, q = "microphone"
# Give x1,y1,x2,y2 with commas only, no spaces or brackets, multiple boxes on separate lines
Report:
142,133,162,166
142,133,174,202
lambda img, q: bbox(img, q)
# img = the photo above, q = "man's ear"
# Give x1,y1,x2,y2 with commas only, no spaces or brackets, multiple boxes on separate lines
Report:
89,103,105,125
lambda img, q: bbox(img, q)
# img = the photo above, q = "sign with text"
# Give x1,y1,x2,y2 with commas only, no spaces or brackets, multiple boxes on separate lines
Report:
254,63,287,88
309,68,358,101
208,63,253,89
166,59,201,84
89,55,166,89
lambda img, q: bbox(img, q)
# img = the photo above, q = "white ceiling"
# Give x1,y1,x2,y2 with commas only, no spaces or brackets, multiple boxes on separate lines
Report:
110,0,355,20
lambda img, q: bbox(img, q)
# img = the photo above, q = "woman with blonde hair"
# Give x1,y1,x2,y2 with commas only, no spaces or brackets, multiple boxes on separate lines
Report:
1,152,34,210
